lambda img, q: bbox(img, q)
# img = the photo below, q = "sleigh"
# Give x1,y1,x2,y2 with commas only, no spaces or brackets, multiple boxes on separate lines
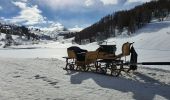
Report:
63,42,170,77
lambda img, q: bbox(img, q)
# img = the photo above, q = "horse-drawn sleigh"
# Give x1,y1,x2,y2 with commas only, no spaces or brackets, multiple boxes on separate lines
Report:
63,41,170,76
63,42,138,77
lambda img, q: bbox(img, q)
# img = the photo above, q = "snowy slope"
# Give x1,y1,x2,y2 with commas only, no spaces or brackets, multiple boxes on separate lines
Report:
104,21,170,70
105,21,170,61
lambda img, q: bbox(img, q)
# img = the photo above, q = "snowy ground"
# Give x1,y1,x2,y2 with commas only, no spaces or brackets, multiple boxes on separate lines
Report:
0,58,170,100
0,21,170,100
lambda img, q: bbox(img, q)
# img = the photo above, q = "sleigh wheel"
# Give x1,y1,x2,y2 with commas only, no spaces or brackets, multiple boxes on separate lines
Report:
110,65,122,77
110,61,123,77
69,64,75,70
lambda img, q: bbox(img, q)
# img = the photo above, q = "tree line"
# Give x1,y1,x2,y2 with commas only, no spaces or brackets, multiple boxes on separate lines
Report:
75,0,170,44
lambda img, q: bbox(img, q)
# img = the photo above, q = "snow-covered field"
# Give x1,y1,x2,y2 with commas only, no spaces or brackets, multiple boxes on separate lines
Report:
0,58,170,100
0,21,170,100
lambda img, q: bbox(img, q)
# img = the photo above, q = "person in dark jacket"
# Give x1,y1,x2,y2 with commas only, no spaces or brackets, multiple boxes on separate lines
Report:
129,46,138,71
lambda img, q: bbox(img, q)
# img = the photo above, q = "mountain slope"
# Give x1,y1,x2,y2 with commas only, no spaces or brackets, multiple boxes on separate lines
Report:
75,0,170,44
104,21,170,63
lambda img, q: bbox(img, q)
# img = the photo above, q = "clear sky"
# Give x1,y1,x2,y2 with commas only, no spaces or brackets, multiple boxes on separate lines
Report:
0,0,150,29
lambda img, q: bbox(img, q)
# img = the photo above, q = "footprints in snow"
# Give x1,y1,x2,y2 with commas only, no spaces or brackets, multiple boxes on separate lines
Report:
13,75,21,78
147,72,156,76
34,75,59,87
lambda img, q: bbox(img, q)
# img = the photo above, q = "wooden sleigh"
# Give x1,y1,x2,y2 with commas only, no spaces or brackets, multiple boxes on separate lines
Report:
63,42,170,77
63,42,137,77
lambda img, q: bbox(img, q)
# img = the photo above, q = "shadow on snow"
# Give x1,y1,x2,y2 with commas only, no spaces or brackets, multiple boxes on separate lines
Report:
69,71,170,100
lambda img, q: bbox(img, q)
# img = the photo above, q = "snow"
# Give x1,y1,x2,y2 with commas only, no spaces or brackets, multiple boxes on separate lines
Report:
0,21,170,100
0,58,170,100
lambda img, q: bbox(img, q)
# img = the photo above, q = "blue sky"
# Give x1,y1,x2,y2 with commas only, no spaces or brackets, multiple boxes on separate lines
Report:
0,0,150,29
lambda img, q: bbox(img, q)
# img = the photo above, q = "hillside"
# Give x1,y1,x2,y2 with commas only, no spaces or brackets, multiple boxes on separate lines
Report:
75,0,170,44
106,20,170,67
0,22,77,48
